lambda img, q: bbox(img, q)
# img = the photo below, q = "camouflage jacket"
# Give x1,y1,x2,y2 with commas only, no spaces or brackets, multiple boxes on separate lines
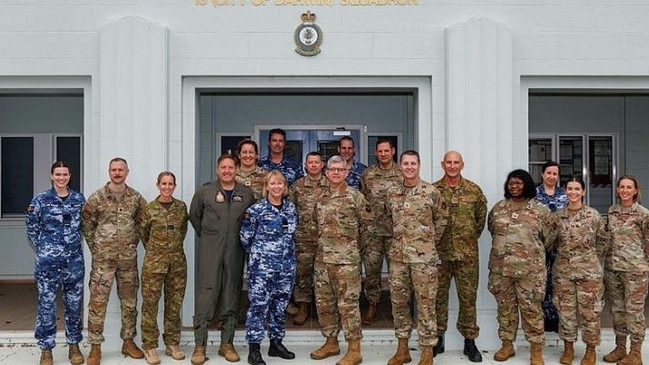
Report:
26,187,86,256
315,184,372,265
535,185,568,212
259,155,304,186
82,183,147,252
606,202,649,272
433,177,487,261
141,197,188,253
236,166,268,201
360,162,403,237
554,205,608,279
345,160,367,189
240,197,297,272
487,198,557,278
387,180,449,264
289,174,328,242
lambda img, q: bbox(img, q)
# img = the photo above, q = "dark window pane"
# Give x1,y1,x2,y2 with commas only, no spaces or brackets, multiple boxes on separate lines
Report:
2,137,34,217
56,137,82,192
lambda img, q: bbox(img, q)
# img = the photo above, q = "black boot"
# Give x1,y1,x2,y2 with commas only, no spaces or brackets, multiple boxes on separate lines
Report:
433,334,445,357
268,339,295,359
248,343,266,365
463,338,483,362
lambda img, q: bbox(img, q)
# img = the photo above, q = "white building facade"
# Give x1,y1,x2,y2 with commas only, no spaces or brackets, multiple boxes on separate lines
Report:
2,0,649,350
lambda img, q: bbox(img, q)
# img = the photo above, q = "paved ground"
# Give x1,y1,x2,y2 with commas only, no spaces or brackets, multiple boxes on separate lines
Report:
1,329,649,365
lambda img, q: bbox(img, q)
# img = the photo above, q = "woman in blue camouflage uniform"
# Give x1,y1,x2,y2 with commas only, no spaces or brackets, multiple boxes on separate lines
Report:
535,161,568,334
240,170,298,365
140,171,189,365
26,161,86,365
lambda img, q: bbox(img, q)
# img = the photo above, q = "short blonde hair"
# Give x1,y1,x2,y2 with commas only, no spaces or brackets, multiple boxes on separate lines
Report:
263,170,289,198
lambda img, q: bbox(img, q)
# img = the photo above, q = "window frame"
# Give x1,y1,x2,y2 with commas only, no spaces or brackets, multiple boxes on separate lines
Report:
0,133,83,220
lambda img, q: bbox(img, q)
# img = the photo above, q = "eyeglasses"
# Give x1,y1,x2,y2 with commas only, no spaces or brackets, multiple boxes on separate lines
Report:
507,181,524,187
328,168,347,173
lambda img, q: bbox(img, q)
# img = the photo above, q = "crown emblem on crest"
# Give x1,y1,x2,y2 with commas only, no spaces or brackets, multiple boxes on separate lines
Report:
301,10,316,23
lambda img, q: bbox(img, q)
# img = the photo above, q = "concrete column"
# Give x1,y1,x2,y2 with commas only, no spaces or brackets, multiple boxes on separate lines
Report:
90,16,169,344
96,16,169,196
444,17,516,351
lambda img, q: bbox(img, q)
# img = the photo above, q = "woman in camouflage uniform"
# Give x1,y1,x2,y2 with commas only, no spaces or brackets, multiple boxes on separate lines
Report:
140,171,189,365
240,170,298,365
553,176,607,365
603,174,649,365
26,161,86,365
236,139,268,201
487,169,557,365
535,161,568,335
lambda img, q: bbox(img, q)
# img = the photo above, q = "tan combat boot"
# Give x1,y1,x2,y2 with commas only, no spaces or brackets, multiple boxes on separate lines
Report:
336,338,362,365
121,339,144,359
143,348,161,365
580,344,596,365
603,335,627,363
293,302,309,325
68,343,84,365
388,338,412,365
190,345,207,365
39,349,53,365
560,340,574,365
418,345,433,365
311,336,340,360
361,303,378,325
87,344,102,365
494,340,515,361
218,343,240,362
165,344,186,360
617,340,643,365
530,342,544,365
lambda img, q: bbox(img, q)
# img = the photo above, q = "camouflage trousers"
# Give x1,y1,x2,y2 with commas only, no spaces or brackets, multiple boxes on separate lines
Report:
88,255,139,344
140,254,187,350
604,269,649,342
488,271,545,344
552,274,603,345
314,260,362,341
389,261,438,347
293,239,317,303
436,258,479,339
35,251,85,350
246,270,294,344
361,235,390,305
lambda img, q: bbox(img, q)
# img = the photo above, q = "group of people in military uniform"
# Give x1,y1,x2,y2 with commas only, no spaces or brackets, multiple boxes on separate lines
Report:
25,128,649,365
27,158,192,365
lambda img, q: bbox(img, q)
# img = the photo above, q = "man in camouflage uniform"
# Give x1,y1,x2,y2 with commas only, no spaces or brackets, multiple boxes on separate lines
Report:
259,128,304,186
139,171,189,363
310,155,372,365
358,138,402,325
386,150,448,365
432,150,487,362
189,154,255,365
487,169,557,365
288,151,328,325
338,136,366,189
82,157,148,365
